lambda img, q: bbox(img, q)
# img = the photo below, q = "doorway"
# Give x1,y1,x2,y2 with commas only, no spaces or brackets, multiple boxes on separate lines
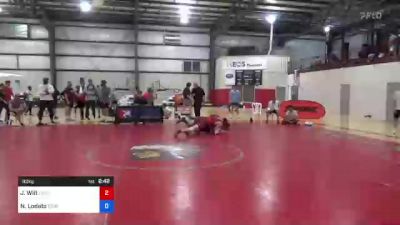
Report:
340,84,351,116
242,85,255,102
276,86,286,101
386,82,400,121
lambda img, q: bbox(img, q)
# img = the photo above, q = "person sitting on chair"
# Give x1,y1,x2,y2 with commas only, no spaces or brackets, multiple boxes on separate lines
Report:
266,99,280,124
134,91,148,105
282,106,299,125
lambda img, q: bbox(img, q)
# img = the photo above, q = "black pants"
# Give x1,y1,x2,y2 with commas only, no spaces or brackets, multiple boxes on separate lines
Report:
85,100,96,119
76,102,85,120
194,102,202,117
38,100,54,122
0,101,10,121
27,101,33,115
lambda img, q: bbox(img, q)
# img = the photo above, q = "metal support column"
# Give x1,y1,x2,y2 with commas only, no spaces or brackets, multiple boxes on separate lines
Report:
209,29,217,93
48,23,57,87
134,0,139,89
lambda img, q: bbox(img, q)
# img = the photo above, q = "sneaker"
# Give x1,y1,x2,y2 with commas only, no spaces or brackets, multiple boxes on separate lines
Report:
20,123,25,127
37,122,44,126
51,120,57,124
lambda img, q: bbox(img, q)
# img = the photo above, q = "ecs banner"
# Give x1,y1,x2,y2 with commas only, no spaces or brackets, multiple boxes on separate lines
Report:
279,100,326,119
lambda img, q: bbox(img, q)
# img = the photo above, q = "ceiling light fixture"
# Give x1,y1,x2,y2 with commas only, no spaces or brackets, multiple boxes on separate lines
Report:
266,0,277,3
324,25,331,33
180,16,189,24
176,0,196,4
265,14,277,24
179,5,190,24
0,7,3,13
80,1,92,12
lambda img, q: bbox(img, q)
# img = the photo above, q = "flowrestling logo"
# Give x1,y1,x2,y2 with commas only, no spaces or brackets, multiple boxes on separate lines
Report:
278,100,326,119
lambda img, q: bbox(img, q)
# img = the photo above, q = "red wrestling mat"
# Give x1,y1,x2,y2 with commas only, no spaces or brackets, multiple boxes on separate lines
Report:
1,123,400,225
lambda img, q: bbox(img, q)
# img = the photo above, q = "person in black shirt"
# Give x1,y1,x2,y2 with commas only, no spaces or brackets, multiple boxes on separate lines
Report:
191,83,205,117
183,82,191,100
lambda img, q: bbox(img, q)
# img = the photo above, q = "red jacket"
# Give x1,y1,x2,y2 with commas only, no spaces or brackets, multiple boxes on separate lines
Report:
3,86,14,102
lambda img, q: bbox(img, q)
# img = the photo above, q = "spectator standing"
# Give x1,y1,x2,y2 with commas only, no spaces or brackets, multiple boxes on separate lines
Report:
74,85,86,120
63,81,75,122
0,83,6,122
183,82,191,99
85,79,97,120
96,85,101,118
0,80,14,122
98,80,111,117
25,86,34,116
229,86,241,114
52,87,60,120
37,78,55,126
191,83,205,117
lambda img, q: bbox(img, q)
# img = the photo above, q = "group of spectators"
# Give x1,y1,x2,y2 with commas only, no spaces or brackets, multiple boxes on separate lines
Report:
132,86,155,106
62,77,111,123
0,77,113,126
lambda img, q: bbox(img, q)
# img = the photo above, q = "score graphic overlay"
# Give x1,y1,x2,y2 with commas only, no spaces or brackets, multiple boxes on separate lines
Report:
18,177,114,213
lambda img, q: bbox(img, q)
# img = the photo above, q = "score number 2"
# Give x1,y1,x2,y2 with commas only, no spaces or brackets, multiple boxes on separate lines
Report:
99,187,114,213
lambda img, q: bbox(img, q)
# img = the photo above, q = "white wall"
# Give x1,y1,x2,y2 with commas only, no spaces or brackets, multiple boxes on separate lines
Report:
299,62,400,120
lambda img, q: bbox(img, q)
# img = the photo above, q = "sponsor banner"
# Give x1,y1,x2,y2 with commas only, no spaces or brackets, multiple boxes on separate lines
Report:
224,72,236,85
279,100,326,119
224,57,267,70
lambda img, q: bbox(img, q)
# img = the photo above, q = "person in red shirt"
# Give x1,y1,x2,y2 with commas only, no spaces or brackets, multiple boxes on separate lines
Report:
74,85,86,120
175,114,230,137
142,87,155,106
0,80,14,122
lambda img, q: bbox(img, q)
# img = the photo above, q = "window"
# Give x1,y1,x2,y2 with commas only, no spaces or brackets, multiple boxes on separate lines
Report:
183,61,201,72
0,23,28,38
192,61,200,72
183,61,192,72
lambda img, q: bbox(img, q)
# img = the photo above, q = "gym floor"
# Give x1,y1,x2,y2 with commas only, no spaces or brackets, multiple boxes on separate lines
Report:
1,107,400,225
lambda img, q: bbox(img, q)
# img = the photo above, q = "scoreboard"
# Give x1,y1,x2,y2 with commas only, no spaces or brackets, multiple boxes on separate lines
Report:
235,70,263,86
18,176,114,214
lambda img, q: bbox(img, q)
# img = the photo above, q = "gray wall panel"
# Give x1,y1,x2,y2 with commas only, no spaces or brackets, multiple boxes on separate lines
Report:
56,41,135,56
56,26,135,42
57,57,134,71
0,55,17,69
19,56,50,69
0,40,49,54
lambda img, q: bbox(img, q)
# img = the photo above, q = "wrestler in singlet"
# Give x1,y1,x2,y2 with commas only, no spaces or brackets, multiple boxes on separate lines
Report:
196,115,221,133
